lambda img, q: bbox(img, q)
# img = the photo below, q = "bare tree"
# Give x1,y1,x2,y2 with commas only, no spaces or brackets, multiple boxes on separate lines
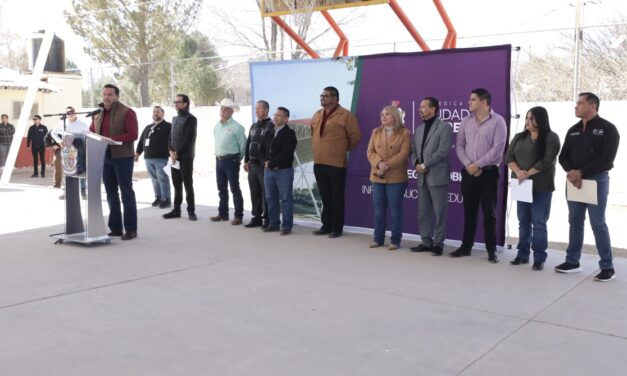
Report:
515,51,573,102
580,22,627,100
210,0,357,61
515,21,627,102
0,1,29,72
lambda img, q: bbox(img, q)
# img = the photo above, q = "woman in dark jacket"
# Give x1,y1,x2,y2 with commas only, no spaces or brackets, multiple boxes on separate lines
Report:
505,106,561,270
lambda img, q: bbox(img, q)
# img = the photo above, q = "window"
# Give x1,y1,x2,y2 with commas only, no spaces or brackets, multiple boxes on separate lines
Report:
13,102,39,120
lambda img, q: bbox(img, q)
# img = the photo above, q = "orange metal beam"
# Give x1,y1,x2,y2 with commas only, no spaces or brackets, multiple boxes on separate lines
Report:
321,10,349,57
271,16,320,59
269,0,457,59
433,0,457,48
388,0,430,51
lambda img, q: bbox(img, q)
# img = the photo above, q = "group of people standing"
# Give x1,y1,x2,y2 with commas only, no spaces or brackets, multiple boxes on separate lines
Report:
183,86,359,238
51,83,620,283
368,88,619,282
231,86,361,237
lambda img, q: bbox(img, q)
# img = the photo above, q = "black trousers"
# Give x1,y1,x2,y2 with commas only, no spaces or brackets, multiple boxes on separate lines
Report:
460,168,499,251
31,145,45,174
172,158,195,213
247,161,267,222
313,164,347,234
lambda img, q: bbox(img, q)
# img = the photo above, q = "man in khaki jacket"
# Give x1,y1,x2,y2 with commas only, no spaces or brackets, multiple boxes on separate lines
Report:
310,86,361,238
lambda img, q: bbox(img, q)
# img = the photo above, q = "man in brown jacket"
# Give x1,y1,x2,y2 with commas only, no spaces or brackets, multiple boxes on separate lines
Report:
310,86,361,238
89,84,139,240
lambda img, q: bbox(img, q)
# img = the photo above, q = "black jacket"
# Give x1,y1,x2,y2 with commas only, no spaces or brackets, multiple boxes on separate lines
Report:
244,117,274,164
558,115,620,178
261,125,297,170
27,124,48,148
170,110,197,159
136,120,171,159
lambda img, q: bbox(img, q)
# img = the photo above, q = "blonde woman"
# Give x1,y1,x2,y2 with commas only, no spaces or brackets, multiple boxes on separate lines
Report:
366,105,411,250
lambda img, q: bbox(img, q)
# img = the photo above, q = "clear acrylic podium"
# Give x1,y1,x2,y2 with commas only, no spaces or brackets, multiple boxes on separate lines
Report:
51,132,121,245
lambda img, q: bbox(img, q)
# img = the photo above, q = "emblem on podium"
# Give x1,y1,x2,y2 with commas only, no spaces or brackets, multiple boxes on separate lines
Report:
61,134,78,175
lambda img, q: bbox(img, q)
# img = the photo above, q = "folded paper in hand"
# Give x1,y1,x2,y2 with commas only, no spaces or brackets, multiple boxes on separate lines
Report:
509,179,533,203
566,179,597,205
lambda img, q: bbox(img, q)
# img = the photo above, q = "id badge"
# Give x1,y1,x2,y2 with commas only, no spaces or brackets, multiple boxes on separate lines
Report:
145,138,150,147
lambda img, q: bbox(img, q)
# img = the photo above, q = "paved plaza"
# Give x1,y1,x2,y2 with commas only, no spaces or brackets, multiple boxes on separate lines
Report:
1,170,626,375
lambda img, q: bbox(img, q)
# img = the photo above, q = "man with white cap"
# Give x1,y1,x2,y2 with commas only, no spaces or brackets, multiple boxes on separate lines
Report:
211,98,247,225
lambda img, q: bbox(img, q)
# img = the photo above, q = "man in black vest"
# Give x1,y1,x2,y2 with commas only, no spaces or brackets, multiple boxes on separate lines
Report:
89,84,139,240
243,100,274,228
164,94,197,221
135,106,172,208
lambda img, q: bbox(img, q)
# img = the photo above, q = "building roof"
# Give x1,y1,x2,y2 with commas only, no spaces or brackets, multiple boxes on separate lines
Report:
0,66,60,92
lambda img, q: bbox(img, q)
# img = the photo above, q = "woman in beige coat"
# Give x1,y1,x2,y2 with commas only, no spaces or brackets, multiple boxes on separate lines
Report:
366,105,411,250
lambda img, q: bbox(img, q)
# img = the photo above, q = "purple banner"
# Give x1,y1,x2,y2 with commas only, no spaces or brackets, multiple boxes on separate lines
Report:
347,45,511,246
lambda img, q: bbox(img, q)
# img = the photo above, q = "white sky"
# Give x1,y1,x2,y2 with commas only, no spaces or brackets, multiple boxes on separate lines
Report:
1,0,625,69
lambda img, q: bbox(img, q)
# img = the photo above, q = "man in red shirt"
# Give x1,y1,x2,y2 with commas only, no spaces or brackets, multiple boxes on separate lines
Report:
89,84,139,240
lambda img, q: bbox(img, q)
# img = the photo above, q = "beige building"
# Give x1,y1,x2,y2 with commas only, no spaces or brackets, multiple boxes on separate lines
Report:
0,66,82,167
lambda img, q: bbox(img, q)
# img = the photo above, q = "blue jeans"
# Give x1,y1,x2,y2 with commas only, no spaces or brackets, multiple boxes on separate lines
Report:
516,191,552,262
264,167,294,230
565,172,613,269
216,157,243,219
102,155,137,232
372,182,407,246
145,158,170,201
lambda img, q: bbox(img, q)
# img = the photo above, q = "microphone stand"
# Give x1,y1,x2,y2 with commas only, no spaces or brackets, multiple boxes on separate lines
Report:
42,110,96,132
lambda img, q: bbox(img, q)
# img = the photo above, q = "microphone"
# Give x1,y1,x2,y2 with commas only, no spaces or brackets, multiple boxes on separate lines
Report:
86,103,105,117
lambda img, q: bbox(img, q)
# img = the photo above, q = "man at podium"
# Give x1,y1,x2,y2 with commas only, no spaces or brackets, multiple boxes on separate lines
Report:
89,84,139,240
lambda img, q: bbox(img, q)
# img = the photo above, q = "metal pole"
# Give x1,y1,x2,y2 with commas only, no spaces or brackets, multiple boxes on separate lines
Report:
573,0,583,101
170,61,175,100
1,29,54,186
294,153,321,218
89,67,95,107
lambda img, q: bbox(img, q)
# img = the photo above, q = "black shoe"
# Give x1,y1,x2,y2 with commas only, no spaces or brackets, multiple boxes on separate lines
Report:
328,232,341,238
510,257,529,265
313,228,331,236
280,229,292,236
262,221,270,229
488,252,499,264
554,261,582,274
151,198,161,207
41,172,45,178
31,173,38,178
532,261,544,271
245,220,262,228
449,247,471,257
263,226,280,233
163,210,181,219
108,231,123,237
159,200,171,209
188,212,197,221
431,245,443,256
410,244,432,253
594,268,615,282
121,231,137,240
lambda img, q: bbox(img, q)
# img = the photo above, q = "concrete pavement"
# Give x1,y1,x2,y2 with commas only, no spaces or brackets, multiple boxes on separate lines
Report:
1,175,626,375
